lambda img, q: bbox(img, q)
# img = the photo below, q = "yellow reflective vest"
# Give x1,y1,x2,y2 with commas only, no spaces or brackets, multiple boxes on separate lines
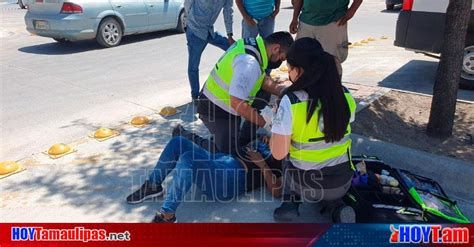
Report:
287,88,357,170
201,37,268,115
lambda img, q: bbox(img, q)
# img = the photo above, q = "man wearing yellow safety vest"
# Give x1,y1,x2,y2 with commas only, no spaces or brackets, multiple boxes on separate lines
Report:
196,31,294,155
269,38,357,223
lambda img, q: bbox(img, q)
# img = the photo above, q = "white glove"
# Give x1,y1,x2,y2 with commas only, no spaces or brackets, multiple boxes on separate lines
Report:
260,106,274,131
263,120,272,132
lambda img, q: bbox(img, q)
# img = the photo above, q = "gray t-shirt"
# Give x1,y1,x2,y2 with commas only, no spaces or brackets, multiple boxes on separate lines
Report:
229,54,262,101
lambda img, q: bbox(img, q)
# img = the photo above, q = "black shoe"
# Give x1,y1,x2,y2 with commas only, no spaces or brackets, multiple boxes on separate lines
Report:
126,182,163,204
332,205,356,223
273,201,301,222
172,124,187,137
151,211,177,223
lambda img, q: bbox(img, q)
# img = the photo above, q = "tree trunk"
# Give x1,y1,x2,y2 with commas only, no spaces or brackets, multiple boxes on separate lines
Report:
427,0,471,138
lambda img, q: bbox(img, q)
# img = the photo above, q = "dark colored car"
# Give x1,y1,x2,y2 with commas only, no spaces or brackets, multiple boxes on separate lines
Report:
394,0,474,89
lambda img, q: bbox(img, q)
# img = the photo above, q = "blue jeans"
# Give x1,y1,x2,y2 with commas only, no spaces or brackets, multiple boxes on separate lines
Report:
148,136,246,213
241,15,275,39
186,29,230,99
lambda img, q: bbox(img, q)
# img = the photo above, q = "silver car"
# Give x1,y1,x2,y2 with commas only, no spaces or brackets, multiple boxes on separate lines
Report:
24,0,186,47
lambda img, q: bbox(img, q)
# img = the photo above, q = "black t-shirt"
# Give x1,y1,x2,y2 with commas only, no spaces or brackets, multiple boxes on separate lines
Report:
244,156,283,192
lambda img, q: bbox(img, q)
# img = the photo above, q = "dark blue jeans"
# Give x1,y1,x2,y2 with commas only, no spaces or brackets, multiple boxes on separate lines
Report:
148,136,246,213
186,28,230,99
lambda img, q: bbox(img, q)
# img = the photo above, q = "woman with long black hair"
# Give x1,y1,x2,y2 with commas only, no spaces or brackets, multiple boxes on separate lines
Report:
269,38,357,222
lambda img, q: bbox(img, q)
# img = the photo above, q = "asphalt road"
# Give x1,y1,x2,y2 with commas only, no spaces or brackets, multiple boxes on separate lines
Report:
0,0,472,161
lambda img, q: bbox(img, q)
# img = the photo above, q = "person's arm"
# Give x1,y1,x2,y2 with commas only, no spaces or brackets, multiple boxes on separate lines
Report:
269,95,292,160
289,0,303,34
269,133,291,160
337,0,363,26
229,55,268,127
223,0,235,43
236,0,256,26
272,0,281,18
261,76,288,96
246,150,283,197
230,96,267,127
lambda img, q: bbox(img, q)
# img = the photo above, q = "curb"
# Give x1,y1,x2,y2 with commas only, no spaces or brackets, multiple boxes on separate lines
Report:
390,88,474,104
343,82,392,113
351,133,474,202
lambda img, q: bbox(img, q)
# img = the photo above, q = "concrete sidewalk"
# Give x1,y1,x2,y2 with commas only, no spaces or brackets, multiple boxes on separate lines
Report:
1,84,472,223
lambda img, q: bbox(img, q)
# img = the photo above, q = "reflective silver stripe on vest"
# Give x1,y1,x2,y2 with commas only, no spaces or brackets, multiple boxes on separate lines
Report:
202,86,238,115
244,45,262,65
291,135,350,150
210,69,230,91
290,153,349,170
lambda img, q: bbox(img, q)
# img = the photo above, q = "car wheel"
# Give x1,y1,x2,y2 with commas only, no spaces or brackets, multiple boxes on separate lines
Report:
176,10,186,33
386,3,395,10
18,0,26,9
460,45,474,90
53,38,70,43
96,17,123,48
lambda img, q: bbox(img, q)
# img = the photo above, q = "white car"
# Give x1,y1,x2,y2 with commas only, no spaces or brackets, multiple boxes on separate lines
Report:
394,0,474,89
24,0,186,47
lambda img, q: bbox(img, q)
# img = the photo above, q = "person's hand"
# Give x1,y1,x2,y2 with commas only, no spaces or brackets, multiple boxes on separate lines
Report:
244,15,257,26
271,9,279,18
261,136,271,145
289,19,299,34
337,8,356,26
276,81,291,95
228,36,236,45
245,149,266,168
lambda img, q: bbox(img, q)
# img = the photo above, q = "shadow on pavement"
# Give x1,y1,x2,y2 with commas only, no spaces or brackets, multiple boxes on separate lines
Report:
18,30,181,55
379,59,474,102
0,100,329,222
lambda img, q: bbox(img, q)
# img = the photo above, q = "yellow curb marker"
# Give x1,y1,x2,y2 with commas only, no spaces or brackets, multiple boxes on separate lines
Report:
43,143,77,159
361,39,369,44
0,161,26,180
159,106,180,117
89,128,120,142
130,116,151,128
368,37,376,42
381,36,388,40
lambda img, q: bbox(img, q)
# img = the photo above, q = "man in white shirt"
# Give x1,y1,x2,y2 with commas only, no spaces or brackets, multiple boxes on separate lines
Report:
197,32,294,155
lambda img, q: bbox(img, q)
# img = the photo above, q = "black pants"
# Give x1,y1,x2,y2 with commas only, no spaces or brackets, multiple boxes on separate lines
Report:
174,127,219,153
198,89,271,155
199,114,242,156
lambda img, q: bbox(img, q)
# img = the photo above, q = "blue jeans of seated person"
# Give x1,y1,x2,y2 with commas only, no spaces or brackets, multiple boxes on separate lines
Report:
187,28,230,99
148,136,246,213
